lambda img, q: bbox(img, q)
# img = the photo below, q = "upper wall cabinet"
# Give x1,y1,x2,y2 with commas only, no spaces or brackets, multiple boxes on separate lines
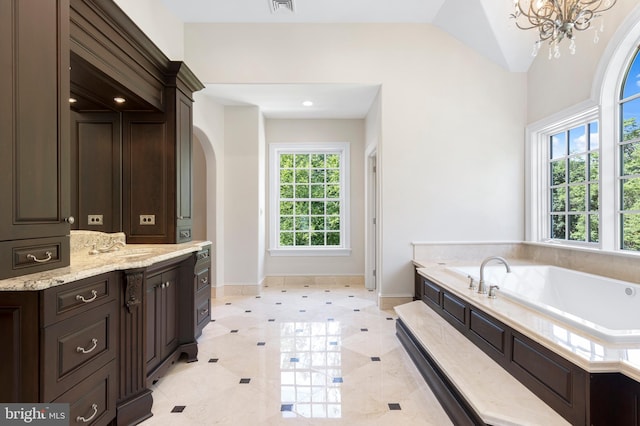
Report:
0,0,72,279
70,0,204,244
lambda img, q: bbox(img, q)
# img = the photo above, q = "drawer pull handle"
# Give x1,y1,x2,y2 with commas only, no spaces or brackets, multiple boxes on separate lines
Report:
76,338,98,354
200,277,208,285
76,403,98,423
201,308,209,316
76,290,98,303
26,251,52,263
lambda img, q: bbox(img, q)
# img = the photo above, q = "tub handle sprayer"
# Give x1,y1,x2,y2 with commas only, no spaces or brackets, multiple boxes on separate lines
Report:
488,285,500,299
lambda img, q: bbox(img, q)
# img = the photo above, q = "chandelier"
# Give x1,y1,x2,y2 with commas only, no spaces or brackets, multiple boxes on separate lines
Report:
511,0,618,58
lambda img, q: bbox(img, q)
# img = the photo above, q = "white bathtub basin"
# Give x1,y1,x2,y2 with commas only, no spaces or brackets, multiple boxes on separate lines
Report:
449,264,640,344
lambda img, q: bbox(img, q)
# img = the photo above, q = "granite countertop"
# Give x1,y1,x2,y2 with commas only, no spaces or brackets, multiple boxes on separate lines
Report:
0,240,211,292
414,260,640,382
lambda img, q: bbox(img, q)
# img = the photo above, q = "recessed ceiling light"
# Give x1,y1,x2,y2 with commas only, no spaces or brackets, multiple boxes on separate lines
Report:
69,97,77,104
114,97,126,104
302,100,313,107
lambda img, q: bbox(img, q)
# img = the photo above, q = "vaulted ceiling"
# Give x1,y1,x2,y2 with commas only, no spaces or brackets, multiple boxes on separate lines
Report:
160,0,539,72
158,0,539,118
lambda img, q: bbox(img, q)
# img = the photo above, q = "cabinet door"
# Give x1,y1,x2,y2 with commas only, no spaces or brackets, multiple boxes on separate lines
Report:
0,0,70,241
145,273,162,372
160,268,179,358
175,91,193,243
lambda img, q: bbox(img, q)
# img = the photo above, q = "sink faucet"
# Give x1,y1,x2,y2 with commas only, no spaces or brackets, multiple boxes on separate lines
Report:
478,256,511,294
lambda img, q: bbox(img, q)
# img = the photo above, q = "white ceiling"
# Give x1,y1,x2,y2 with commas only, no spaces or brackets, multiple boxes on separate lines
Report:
159,0,538,118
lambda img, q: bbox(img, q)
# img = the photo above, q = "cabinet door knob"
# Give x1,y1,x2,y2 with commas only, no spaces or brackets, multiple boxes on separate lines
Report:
65,216,75,224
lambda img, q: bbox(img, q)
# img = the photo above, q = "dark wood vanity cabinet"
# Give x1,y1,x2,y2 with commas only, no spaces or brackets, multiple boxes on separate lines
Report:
0,272,118,426
0,0,71,279
144,255,199,386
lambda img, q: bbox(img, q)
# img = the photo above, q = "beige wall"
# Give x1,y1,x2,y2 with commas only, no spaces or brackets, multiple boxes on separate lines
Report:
265,119,365,277
185,23,527,297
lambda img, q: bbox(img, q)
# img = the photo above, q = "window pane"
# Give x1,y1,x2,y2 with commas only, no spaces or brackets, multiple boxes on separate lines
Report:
622,98,640,142
326,202,340,215
622,213,640,251
568,214,586,241
281,201,293,215
326,170,340,183
311,216,325,230
622,49,640,99
281,216,293,231
568,155,586,183
327,232,340,246
589,122,599,150
327,216,340,231
280,185,293,198
295,169,309,183
551,215,566,239
589,214,599,243
326,154,340,168
326,185,340,198
551,160,566,185
311,169,325,183
311,185,324,199
295,216,309,231
589,152,599,181
569,126,586,154
281,168,294,183
621,142,640,176
311,154,325,168
310,232,325,246
295,201,309,215
551,132,567,159
280,232,294,246
311,202,325,215
568,185,586,212
281,154,294,168
295,154,310,168
295,232,309,246
295,185,310,198
589,183,599,211
551,187,566,212
621,177,640,210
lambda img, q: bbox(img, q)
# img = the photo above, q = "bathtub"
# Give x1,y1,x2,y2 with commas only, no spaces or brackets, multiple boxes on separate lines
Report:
449,264,640,343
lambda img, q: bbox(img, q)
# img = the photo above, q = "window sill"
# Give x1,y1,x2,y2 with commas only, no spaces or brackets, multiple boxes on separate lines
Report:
524,241,640,260
268,248,352,257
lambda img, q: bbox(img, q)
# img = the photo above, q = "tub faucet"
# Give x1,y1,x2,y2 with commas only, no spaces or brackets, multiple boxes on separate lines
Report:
478,256,511,295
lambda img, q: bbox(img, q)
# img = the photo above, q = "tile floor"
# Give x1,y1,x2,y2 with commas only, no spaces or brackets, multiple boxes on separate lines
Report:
142,278,453,425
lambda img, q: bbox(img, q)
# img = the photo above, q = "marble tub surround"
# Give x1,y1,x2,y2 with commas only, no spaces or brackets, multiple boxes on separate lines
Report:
143,281,452,425
416,264,640,383
395,301,570,426
0,237,212,291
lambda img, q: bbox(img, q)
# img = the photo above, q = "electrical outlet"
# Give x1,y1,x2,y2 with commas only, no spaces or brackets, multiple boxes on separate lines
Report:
88,214,103,225
139,214,155,225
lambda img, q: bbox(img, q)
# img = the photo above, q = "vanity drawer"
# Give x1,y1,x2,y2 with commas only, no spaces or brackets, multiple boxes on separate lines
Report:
53,361,117,426
195,245,211,267
470,309,506,354
195,289,211,334
422,279,441,307
195,268,210,292
43,272,117,325
0,236,69,280
43,300,117,401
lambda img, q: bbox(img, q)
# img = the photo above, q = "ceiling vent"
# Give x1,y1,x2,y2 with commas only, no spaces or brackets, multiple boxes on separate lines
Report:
270,0,295,13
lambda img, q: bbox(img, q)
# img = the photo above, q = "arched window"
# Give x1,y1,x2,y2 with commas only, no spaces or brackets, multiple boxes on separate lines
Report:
619,48,640,250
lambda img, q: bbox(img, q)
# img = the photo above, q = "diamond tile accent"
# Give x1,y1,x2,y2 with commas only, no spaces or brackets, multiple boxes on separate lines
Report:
371,357,381,362
388,403,402,410
208,358,219,363
239,378,251,384
171,406,186,413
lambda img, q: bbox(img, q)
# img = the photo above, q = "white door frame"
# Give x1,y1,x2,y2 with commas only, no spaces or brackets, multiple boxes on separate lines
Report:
364,146,378,291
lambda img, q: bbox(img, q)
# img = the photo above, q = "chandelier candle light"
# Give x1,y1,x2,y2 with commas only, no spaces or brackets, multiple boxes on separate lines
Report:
511,0,617,58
